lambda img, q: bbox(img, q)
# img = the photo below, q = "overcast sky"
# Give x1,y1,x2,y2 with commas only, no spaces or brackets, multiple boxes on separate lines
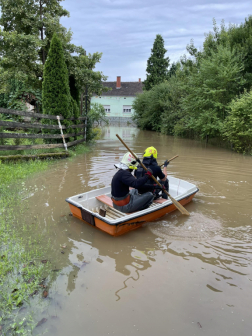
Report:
61,0,252,82
61,1,249,81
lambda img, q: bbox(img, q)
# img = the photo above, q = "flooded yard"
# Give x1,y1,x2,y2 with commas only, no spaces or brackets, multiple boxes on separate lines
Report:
22,126,252,336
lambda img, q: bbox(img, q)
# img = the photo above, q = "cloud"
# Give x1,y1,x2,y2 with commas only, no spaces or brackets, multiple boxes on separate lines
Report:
189,2,251,11
1,0,249,81
60,0,252,81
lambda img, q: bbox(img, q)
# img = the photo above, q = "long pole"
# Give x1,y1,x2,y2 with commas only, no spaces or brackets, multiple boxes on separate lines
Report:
116,134,190,216
160,155,179,168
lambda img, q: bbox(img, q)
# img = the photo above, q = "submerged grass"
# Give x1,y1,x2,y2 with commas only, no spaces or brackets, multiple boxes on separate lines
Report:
0,142,90,335
0,160,51,335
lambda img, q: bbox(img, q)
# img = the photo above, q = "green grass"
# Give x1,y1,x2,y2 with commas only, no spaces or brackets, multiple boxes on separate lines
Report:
0,160,51,335
0,139,90,160
0,141,91,335
0,160,49,186
0,144,72,157
0,127,100,157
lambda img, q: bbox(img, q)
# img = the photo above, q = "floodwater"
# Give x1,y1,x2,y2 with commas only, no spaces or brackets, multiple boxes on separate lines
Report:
23,126,252,336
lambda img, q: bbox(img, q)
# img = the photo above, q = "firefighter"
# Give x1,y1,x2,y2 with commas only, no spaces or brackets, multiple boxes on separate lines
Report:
135,146,169,199
111,152,154,213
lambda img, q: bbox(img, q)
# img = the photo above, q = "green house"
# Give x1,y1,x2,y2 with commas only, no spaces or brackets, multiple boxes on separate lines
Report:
91,76,143,122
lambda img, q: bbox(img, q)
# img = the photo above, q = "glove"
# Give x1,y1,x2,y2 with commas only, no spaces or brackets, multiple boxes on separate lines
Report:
163,160,169,167
152,184,158,191
136,157,141,164
145,168,153,177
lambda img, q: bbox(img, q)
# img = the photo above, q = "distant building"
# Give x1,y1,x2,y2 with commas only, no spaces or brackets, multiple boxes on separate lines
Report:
91,76,143,123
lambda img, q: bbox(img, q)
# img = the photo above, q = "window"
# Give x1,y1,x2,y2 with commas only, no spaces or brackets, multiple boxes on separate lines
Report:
103,105,110,113
123,105,132,113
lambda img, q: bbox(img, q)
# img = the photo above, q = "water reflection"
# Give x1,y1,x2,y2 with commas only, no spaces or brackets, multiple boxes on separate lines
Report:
65,220,156,299
42,210,252,302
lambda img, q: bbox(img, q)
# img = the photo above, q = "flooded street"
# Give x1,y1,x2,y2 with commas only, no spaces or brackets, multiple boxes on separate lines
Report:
24,126,252,336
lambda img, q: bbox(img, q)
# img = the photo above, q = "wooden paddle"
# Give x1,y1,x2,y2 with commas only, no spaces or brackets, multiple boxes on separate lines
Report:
116,134,190,216
160,155,179,168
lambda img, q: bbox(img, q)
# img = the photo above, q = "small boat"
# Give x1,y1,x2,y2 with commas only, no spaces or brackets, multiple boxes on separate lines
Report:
66,176,199,237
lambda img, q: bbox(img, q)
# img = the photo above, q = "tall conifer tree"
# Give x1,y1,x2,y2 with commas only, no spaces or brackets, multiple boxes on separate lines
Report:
42,33,71,118
144,34,170,90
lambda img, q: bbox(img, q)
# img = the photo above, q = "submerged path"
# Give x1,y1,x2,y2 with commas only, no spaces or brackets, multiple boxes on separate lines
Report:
24,126,252,336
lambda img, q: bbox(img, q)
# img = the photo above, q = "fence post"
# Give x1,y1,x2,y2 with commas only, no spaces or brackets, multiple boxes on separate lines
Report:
74,118,77,141
57,116,68,151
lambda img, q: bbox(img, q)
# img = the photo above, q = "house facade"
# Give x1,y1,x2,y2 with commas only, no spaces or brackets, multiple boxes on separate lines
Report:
91,76,143,123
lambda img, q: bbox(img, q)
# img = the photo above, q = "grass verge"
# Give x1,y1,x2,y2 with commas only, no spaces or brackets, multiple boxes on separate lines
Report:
0,160,51,335
0,142,90,335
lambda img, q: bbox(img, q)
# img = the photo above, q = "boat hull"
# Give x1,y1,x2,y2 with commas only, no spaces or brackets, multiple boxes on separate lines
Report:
68,191,197,237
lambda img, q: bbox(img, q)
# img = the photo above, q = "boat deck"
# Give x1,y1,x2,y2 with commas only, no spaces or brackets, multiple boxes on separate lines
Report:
94,195,167,220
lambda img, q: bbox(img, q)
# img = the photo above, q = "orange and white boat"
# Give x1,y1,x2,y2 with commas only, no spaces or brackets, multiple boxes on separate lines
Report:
66,177,199,237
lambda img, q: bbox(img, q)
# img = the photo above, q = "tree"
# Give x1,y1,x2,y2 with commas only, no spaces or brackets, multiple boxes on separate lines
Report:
42,33,71,118
229,16,252,89
223,90,252,153
133,79,182,133
69,75,80,107
65,52,109,141
144,34,170,90
203,17,252,89
68,52,108,115
180,43,245,140
0,30,42,91
0,0,69,64
89,103,108,125
0,0,106,116
132,90,151,129
0,0,80,85
130,17,252,154
168,62,177,77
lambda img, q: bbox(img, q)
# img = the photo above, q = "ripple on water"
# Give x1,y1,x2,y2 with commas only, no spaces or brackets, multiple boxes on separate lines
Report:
148,211,222,240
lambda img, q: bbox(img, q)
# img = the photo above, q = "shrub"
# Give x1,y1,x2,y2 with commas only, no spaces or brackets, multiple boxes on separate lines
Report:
223,90,252,153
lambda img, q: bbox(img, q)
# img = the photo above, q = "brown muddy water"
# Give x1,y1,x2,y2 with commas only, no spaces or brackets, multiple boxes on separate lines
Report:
22,126,252,336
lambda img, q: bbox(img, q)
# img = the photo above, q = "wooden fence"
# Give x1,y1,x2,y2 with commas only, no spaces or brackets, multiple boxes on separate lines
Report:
0,108,87,151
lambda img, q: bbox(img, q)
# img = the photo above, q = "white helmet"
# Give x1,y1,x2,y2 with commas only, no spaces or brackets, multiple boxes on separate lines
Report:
115,152,138,170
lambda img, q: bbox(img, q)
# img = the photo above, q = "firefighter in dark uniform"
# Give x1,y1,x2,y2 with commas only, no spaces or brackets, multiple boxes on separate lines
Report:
135,146,169,199
111,152,154,213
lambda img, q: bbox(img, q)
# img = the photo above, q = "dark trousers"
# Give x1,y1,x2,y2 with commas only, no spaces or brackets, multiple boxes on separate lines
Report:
160,178,169,199
113,189,154,213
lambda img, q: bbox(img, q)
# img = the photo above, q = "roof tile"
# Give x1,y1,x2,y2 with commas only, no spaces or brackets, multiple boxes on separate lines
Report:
99,81,143,97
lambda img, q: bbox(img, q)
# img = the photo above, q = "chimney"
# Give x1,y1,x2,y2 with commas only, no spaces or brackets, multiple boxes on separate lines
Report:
139,78,141,82
116,76,121,89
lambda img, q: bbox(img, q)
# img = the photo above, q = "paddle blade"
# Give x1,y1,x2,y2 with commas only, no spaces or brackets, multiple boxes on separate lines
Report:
168,194,190,216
